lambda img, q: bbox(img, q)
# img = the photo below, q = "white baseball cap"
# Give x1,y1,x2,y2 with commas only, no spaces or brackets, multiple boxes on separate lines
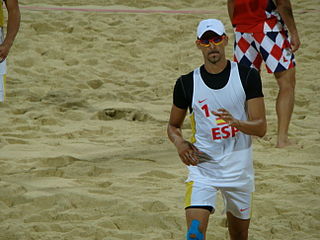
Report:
197,19,226,38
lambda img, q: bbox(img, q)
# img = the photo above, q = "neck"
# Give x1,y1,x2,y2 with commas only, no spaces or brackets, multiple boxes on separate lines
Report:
204,58,228,74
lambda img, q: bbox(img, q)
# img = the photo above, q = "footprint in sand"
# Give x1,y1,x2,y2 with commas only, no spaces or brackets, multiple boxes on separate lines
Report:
295,95,310,107
96,181,113,188
15,57,35,68
31,22,55,34
5,138,28,144
87,79,104,89
96,108,155,122
142,200,170,212
87,166,113,177
64,58,79,66
38,155,80,168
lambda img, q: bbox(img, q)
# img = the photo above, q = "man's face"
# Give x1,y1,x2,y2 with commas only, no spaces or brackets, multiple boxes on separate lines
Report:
196,31,228,64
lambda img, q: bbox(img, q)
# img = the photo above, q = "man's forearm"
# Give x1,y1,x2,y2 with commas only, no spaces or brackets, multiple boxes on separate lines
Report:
231,119,266,137
276,0,298,35
227,0,234,23
167,124,185,147
3,5,20,46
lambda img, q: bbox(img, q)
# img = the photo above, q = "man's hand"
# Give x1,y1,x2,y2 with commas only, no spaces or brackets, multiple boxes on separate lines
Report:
175,140,200,166
212,108,240,127
0,42,12,62
289,31,300,53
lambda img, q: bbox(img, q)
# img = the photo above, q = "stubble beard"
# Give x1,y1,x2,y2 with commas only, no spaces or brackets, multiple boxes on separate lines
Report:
208,54,221,64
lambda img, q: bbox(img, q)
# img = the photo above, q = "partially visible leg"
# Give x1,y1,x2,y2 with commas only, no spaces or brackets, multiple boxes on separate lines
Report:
186,208,211,240
274,67,296,148
184,181,217,239
221,189,252,240
227,212,250,240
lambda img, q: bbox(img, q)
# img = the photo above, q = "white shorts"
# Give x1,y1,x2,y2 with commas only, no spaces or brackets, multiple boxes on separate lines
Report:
185,181,253,220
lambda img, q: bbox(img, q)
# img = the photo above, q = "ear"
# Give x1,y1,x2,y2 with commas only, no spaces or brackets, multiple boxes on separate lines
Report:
195,40,201,49
224,35,229,46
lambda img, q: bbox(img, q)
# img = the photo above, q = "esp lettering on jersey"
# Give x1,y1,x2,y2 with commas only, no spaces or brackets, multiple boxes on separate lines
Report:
200,103,240,140
212,125,240,140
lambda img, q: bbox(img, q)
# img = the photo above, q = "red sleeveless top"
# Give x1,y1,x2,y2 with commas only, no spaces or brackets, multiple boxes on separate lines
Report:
232,0,281,32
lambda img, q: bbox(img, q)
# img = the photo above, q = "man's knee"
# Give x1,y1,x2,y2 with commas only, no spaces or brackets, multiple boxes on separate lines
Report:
274,68,296,89
187,219,204,240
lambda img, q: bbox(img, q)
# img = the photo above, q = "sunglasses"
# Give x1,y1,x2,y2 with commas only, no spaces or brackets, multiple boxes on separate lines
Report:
197,35,225,47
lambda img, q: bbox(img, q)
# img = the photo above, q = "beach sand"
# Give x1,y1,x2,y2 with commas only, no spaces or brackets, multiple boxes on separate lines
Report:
0,0,319,239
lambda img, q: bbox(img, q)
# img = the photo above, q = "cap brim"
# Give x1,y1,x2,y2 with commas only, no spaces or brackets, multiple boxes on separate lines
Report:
198,29,224,38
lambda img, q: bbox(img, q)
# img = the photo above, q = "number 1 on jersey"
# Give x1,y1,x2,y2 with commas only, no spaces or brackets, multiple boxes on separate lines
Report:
201,104,210,117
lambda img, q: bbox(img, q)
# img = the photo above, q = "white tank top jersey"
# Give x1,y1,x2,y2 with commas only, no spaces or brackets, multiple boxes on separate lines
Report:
187,61,254,192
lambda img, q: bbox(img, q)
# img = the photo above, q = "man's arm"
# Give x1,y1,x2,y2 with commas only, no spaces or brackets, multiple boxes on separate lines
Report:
0,0,20,61
167,105,199,166
276,0,300,52
212,97,267,137
227,0,234,23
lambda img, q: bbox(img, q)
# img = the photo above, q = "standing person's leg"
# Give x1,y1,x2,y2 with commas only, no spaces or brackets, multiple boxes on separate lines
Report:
221,189,252,240
274,67,296,147
259,31,296,147
184,181,216,239
186,208,211,240
227,212,250,240
235,30,297,148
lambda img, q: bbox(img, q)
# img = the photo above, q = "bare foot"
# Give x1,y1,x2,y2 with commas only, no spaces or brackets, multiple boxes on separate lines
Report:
276,139,297,148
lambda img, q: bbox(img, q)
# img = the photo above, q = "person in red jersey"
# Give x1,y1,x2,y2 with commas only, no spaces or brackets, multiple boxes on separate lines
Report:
227,0,300,148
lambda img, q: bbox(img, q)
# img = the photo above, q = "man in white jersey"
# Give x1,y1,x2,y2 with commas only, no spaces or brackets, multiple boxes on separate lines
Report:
167,19,266,240
0,0,20,102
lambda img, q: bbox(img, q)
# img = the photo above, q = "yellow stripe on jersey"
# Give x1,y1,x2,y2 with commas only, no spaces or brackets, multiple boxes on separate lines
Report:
0,2,3,27
185,181,194,208
190,113,196,144
216,117,227,125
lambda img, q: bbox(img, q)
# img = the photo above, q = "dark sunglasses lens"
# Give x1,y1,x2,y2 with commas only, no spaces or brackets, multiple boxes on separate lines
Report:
201,40,209,45
213,37,223,43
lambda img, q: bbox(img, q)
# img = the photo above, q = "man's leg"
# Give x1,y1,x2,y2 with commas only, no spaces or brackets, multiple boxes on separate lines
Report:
256,30,296,147
227,212,250,240
184,181,216,239
186,207,211,240
222,189,252,240
274,67,296,147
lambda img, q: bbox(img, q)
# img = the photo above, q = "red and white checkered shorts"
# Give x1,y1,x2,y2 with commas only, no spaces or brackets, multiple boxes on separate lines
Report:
233,30,295,73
